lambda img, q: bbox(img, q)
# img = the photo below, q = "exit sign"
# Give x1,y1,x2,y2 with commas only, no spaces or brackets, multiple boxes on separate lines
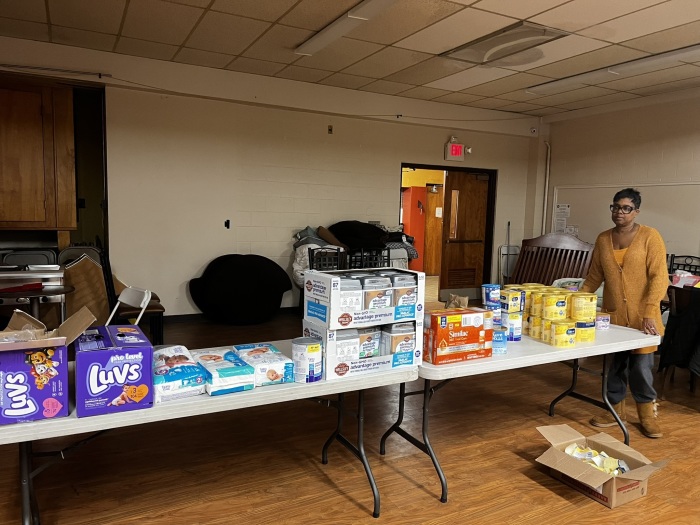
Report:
444,142,465,161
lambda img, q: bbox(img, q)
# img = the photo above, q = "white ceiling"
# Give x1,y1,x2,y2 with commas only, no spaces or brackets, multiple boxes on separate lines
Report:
3,0,700,117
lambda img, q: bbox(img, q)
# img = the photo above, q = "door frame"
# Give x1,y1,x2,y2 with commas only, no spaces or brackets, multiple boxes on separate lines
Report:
400,162,497,289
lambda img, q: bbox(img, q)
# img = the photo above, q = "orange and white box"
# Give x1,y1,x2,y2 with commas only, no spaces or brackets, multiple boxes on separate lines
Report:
423,309,492,365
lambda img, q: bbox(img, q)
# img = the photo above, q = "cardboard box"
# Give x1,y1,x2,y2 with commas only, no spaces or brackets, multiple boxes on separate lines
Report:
423,309,492,365
74,325,154,417
536,424,667,508
0,307,95,425
302,318,422,381
302,269,425,330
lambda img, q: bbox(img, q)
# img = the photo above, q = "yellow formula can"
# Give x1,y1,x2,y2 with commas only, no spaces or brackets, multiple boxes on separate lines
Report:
542,318,553,344
571,293,598,321
529,315,542,339
542,293,567,320
529,290,546,317
551,320,576,348
575,321,596,343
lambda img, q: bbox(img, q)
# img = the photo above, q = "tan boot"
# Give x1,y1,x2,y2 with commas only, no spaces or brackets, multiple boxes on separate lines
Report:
590,398,626,428
637,401,663,438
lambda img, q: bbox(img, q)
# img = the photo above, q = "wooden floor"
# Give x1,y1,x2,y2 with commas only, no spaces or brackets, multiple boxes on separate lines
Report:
0,309,698,525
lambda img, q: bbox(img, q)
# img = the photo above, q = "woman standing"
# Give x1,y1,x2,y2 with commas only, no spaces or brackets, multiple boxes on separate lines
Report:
581,188,668,438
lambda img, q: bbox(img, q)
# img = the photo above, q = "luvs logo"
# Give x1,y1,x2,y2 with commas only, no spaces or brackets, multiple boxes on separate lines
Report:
3,373,38,417
87,362,142,395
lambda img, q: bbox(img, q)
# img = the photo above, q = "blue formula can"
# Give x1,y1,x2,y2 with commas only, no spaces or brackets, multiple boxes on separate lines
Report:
481,284,501,308
292,337,323,383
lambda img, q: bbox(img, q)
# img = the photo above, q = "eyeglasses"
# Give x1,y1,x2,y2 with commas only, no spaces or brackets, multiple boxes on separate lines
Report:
610,204,636,214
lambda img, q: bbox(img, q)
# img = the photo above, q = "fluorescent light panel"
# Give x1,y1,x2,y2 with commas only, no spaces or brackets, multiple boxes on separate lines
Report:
295,0,398,56
527,43,700,95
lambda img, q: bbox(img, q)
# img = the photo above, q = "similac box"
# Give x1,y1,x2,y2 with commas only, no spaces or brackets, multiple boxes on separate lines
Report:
423,309,491,365
74,325,154,417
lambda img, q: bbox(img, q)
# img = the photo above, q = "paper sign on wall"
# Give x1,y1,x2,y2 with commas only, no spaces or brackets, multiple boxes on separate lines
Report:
554,218,567,233
555,204,570,218
435,207,442,218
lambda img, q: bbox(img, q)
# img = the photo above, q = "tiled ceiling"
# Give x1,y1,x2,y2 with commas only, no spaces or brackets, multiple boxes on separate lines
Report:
3,0,700,117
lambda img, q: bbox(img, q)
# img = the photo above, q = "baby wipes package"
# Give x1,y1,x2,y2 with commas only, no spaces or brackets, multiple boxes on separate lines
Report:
233,343,294,386
190,348,255,396
152,345,207,403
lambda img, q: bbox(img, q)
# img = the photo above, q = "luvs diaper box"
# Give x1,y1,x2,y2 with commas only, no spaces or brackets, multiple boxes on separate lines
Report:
74,325,154,417
0,307,95,425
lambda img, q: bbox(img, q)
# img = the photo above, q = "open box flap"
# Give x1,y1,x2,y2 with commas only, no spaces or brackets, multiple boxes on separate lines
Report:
536,424,586,447
4,309,46,332
588,432,652,465
536,447,612,488
51,306,96,344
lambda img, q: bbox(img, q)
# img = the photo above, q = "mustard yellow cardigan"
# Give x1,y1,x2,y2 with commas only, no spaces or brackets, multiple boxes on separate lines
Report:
581,225,668,354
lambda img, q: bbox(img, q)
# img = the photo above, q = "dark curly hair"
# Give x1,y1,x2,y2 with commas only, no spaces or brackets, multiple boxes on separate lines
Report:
613,187,641,210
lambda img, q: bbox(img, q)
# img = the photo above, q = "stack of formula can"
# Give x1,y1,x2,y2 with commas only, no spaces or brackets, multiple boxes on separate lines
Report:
500,287,525,342
569,292,598,344
482,284,506,353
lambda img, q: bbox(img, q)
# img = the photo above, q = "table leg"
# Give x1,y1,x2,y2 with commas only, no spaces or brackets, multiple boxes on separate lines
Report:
19,442,40,525
380,380,449,503
321,391,380,518
549,356,629,445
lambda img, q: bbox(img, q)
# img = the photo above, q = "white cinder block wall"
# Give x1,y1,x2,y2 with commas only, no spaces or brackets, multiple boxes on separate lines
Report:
106,88,536,315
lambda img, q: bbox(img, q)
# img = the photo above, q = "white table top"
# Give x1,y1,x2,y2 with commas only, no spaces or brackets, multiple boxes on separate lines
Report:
419,326,660,380
0,340,418,446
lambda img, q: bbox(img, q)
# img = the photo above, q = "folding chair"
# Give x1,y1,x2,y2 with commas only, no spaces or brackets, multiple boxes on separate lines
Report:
105,286,152,326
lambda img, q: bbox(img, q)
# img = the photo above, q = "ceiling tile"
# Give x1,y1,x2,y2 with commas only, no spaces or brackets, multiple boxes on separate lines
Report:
359,79,414,95
211,0,297,22
578,0,700,43
186,10,269,55
385,57,473,85
318,73,375,89
598,63,700,91
347,0,463,45
296,37,383,71
0,0,46,22
622,20,700,54
399,86,453,100
174,47,234,68
426,65,515,90
48,0,125,34
471,0,570,19
242,24,314,64
462,72,552,96
280,0,359,31
275,65,333,82
432,92,484,104
52,26,117,51
528,45,648,78
226,57,286,75
497,89,544,102
523,106,568,115
629,75,700,95
342,47,432,78
465,97,513,109
526,86,616,106
556,91,640,110
115,36,178,60
122,0,202,45
497,101,546,112
506,35,609,71
531,0,665,33
0,17,48,41
394,7,516,55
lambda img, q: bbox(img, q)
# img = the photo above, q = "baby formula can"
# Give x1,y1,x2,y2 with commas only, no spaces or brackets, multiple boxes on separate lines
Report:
391,274,418,306
292,337,323,383
542,293,567,320
575,321,596,343
542,318,553,344
485,304,501,326
595,312,611,330
380,322,416,355
361,276,394,310
501,289,526,313
358,327,381,358
501,311,523,341
551,320,576,348
492,327,508,355
481,284,501,308
335,329,360,361
530,290,546,317
529,315,542,339
571,293,598,321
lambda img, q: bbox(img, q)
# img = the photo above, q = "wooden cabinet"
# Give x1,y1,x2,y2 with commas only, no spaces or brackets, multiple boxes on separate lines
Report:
0,81,76,230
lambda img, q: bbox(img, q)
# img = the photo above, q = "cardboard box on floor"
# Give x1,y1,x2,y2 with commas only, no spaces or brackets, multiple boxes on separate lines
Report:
0,307,95,425
536,424,667,509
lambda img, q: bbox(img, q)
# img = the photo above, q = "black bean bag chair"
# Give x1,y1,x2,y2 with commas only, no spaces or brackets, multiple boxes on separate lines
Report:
189,254,292,324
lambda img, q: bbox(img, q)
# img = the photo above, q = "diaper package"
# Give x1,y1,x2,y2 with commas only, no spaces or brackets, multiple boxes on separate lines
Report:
233,343,294,386
190,348,255,396
152,345,207,403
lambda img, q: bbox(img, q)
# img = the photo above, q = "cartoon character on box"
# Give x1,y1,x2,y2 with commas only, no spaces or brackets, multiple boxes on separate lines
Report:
25,349,61,390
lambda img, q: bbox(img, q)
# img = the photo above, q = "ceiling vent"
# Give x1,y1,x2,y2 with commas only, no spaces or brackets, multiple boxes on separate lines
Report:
441,22,567,67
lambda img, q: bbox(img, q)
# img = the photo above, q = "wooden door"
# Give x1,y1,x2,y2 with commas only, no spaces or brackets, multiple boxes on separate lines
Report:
423,186,443,275
439,172,494,299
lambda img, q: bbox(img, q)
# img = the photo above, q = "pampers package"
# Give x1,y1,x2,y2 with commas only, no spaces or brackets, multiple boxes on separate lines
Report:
152,345,207,403
190,348,255,395
233,343,293,386
74,325,154,417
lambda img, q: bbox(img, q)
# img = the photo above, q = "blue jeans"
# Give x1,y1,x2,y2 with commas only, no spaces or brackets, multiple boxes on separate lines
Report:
606,352,657,404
